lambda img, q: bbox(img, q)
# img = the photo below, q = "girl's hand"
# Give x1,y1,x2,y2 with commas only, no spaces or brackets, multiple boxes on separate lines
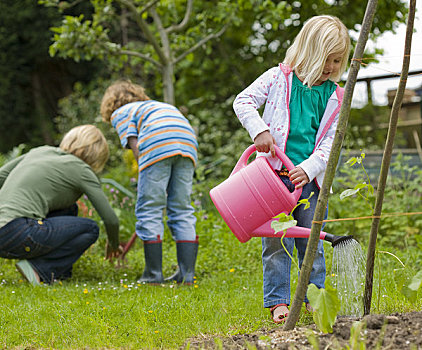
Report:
254,131,276,157
289,167,309,189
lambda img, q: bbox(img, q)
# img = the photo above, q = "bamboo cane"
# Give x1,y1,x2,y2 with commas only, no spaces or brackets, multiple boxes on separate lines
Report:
283,0,379,330
363,0,416,315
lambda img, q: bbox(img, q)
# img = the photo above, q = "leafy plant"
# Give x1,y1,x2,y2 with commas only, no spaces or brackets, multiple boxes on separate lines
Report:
271,193,314,234
339,151,374,210
270,192,314,269
307,278,340,334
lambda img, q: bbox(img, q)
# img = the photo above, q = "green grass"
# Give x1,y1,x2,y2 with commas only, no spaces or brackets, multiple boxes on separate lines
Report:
0,249,267,348
0,209,269,349
0,269,266,349
1,221,420,349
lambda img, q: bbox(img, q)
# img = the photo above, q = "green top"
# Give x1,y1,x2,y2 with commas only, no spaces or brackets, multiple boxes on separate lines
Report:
0,146,119,248
284,73,336,166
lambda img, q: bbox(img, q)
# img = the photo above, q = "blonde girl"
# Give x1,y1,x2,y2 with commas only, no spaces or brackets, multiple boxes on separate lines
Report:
233,15,350,323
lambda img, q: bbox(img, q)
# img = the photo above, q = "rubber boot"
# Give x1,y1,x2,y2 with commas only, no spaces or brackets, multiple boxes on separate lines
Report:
137,238,164,284
165,238,198,285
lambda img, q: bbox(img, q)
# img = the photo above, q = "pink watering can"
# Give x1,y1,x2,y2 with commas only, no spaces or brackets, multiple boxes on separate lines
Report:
210,145,351,247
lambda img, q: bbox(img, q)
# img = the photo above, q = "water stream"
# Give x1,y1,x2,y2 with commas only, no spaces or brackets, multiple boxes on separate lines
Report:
332,239,366,316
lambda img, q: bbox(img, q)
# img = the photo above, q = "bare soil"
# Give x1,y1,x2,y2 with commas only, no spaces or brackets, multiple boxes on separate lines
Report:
186,311,422,349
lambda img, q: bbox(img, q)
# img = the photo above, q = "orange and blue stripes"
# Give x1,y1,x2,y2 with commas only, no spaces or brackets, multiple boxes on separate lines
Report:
111,100,197,172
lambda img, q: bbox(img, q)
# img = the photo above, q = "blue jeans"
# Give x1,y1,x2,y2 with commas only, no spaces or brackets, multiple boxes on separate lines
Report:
0,207,99,284
262,180,327,308
135,156,197,242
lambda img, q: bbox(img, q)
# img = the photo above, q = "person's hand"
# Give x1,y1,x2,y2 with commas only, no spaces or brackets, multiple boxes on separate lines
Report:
289,166,309,189
128,136,139,159
254,131,276,157
105,241,124,262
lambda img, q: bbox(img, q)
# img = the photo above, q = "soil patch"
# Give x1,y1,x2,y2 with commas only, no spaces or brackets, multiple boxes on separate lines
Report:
186,311,422,349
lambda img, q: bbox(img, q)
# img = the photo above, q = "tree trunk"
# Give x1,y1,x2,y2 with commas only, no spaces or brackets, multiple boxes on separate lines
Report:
162,63,175,105
363,0,416,315
283,0,379,331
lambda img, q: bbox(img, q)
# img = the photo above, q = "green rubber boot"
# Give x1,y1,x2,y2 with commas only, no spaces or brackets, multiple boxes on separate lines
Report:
137,239,164,284
165,238,198,285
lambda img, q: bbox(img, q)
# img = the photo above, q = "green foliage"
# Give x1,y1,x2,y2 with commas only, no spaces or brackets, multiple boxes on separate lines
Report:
330,151,422,248
0,144,27,168
35,0,408,173
307,279,340,334
345,104,391,150
49,14,120,62
0,0,55,151
339,152,374,208
0,0,102,153
55,78,127,169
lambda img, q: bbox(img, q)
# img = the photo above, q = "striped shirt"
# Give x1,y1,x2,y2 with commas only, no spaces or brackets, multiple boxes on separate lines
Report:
111,100,198,172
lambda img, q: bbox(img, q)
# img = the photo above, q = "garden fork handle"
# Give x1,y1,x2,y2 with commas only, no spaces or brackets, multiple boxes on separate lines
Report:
121,232,138,259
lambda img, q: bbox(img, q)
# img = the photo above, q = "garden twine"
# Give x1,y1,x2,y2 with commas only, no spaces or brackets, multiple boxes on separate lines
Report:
313,211,422,224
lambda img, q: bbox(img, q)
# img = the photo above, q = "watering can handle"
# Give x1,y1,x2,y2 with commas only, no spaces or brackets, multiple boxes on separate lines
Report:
230,144,296,176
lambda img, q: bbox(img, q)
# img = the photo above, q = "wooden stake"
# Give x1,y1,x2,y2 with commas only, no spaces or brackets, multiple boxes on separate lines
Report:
363,0,416,315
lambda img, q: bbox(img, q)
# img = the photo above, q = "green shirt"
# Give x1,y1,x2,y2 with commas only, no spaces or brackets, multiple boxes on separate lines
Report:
285,73,336,166
0,146,119,248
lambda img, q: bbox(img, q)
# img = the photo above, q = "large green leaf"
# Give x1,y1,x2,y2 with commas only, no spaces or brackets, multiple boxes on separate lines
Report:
307,283,340,333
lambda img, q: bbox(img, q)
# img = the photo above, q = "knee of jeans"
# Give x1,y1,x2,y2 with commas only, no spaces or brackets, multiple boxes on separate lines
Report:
85,224,99,244
92,224,100,239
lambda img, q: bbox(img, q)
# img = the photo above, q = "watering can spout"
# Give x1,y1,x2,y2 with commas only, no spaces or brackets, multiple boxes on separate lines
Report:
251,222,353,247
323,232,354,247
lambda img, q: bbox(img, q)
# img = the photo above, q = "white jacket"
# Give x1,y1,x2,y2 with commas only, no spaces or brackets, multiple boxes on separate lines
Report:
233,63,344,188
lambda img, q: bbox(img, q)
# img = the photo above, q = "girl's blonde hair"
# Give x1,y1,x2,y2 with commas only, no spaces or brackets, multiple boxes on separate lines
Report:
60,125,109,173
100,80,150,123
284,15,350,87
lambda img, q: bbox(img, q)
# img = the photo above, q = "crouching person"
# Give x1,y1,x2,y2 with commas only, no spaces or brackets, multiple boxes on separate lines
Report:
0,125,121,285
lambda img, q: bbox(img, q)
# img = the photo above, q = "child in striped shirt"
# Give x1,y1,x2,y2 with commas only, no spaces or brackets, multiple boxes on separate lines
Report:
101,81,198,285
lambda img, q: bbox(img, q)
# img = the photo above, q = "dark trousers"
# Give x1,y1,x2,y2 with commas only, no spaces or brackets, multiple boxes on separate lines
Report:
0,205,98,283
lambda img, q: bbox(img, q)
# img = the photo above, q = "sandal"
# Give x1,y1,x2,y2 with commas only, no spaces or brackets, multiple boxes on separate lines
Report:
270,303,289,324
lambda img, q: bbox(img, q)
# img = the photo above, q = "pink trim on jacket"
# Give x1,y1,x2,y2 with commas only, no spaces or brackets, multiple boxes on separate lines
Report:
279,64,292,152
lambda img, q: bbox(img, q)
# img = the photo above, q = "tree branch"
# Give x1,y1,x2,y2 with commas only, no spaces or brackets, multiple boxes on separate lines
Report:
115,0,167,64
138,0,160,15
174,23,228,64
150,8,171,59
117,49,162,68
165,0,193,34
